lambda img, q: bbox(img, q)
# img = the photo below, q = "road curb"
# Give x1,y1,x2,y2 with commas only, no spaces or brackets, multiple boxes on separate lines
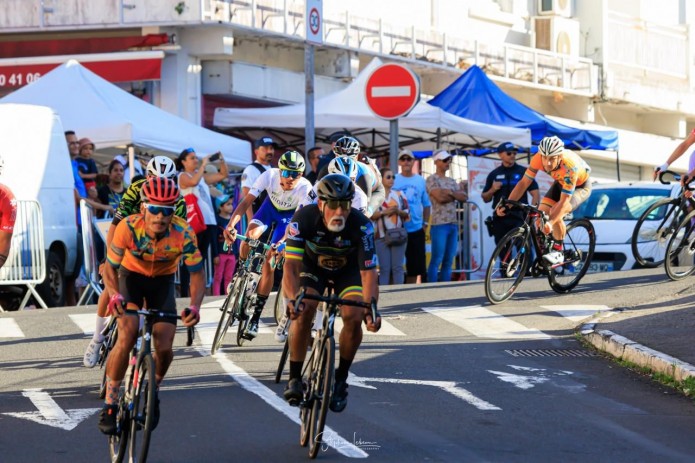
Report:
580,324,695,383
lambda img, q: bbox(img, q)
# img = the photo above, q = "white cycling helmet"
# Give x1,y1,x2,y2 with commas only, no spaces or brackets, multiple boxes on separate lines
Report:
328,156,358,181
147,156,177,179
332,136,361,159
537,136,564,157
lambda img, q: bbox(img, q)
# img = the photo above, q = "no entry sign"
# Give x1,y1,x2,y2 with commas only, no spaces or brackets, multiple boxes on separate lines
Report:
365,63,420,120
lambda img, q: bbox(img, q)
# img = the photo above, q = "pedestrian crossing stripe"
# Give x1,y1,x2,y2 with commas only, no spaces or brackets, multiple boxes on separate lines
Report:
539,305,611,322
68,314,96,336
0,318,24,338
422,305,553,340
334,317,405,336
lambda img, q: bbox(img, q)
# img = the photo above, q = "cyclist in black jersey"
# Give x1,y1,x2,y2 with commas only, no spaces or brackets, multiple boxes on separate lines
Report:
282,173,381,412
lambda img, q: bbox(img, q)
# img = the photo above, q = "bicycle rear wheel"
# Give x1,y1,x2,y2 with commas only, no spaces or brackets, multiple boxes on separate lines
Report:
108,392,129,462
631,198,683,268
128,354,156,463
273,283,284,325
211,278,243,355
309,336,335,459
236,302,250,347
485,227,530,304
664,211,695,280
549,219,596,293
99,323,118,399
275,337,290,384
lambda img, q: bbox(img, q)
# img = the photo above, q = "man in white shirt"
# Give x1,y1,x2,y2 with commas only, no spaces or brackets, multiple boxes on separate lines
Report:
241,136,277,225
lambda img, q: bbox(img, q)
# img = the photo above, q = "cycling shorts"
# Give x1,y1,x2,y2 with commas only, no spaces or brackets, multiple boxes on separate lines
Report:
542,180,592,210
118,267,177,325
252,199,294,243
299,258,363,300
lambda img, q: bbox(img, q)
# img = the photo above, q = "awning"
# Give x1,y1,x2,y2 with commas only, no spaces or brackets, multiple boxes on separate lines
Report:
0,51,164,89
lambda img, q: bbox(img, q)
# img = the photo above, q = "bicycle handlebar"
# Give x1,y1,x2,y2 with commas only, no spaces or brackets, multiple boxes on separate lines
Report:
294,289,379,323
658,169,695,191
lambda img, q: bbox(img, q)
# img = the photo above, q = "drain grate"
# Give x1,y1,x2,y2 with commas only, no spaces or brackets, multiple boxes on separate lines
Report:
505,349,596,358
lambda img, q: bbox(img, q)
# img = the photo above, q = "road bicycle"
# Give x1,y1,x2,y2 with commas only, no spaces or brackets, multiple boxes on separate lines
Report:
484,199,596,304
210,234,273,354
664,192,695,280
97,316,118,399
631,170,694,267
271,244,286,325
107,308,183,463
293,288,378,459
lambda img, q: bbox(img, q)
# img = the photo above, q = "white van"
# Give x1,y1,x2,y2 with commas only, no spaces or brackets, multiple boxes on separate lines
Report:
0,103,78,307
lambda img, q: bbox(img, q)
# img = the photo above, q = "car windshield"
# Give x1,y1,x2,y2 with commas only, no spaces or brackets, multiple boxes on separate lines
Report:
573,188,670,220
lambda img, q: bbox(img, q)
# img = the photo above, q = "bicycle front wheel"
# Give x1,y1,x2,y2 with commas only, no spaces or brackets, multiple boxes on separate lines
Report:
128,354,156,463
211,277,243,355
631,198,682,268
275,337,290,384
108,396,129,463
664,211,695,280
484,227,530,304
309,337,335,459
99,323,118,399
273,283,284,325
549,219,596,293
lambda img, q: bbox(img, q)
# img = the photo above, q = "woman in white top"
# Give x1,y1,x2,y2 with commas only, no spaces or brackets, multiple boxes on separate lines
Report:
372,167,410,285
175,147,229,295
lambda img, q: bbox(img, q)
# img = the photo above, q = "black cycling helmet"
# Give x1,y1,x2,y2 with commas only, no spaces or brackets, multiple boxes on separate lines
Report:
316,173,355,201
332,136,361,157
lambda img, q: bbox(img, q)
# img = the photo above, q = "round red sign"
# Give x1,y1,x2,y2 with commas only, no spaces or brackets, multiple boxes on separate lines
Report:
365,63,420,120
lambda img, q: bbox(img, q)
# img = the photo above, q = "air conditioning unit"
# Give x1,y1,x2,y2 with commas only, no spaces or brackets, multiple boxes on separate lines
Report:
534,16,580,56
538,0,572,17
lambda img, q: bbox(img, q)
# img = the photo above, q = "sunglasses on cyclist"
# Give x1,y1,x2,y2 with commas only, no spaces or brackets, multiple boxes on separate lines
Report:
324,199,351,210
144,203,175,216
280,170,302,179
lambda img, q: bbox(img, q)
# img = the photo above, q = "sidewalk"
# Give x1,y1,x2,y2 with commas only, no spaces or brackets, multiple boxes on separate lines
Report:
580,285,695,384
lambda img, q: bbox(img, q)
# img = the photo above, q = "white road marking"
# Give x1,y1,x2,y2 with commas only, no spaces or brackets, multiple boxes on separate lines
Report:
334,317,405,336
0,318,24,338
2,389,100,430
539,305,612,322
348,374,501,411
200,298,273,334
422,305,552,340
488,366,574,390
194,307,368,458
69,314,96,335
371,86,411,98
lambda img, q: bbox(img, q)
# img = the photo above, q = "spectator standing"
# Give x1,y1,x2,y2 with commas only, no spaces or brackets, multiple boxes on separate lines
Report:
176,148,228,296
373,167,409,285
75,138,99,190
305,146,325,185
213,194,237,296
114,154,145,187
482,142,540,245
97,159,126,217
426,150,468,283
241,137,276,225
392,149,431,284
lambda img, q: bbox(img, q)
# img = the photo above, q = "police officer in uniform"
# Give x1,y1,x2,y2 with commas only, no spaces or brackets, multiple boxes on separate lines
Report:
481,142,540,244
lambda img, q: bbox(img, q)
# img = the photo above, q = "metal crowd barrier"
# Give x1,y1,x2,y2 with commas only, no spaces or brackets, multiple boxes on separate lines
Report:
77,200,103,306
452,200,484,276
0,200,47,310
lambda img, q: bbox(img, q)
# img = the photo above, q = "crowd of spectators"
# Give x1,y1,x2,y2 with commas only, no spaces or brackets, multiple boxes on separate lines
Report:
63,129,507,305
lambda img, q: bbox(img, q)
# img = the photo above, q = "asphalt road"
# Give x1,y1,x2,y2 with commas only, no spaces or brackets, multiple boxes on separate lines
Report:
1,268,695,462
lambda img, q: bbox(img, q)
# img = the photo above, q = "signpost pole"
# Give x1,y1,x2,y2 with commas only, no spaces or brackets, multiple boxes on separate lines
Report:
304,44,315,151
390,119,399,169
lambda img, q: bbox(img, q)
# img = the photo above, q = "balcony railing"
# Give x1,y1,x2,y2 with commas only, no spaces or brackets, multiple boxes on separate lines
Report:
1,0,596,95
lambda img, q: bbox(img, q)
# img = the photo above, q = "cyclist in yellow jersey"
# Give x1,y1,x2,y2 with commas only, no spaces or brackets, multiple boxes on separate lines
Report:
496,136,592,265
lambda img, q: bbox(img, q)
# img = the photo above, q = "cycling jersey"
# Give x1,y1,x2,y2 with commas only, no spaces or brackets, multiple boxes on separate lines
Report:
107,214,203,277
0,184,16,233
285,204,377,272
249,168,313,211
112,178,187,226
526,151,591,195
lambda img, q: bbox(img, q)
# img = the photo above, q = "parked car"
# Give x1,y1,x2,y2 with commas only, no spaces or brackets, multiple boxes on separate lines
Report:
570,181,679,272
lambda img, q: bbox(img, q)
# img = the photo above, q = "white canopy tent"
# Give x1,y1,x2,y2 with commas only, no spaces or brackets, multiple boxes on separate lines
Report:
1,60,251,168
214,58,531,149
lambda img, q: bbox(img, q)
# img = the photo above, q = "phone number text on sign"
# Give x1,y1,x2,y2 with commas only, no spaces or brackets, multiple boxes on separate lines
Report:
0,72,41,87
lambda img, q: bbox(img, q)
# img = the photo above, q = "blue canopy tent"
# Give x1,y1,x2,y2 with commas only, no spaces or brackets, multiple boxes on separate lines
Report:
428,65,619,151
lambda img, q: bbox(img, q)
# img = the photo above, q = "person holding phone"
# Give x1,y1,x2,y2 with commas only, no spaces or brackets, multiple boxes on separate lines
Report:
175,147,229,296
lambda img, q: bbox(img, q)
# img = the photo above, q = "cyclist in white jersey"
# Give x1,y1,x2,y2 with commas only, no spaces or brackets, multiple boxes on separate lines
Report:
226,151,312,339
